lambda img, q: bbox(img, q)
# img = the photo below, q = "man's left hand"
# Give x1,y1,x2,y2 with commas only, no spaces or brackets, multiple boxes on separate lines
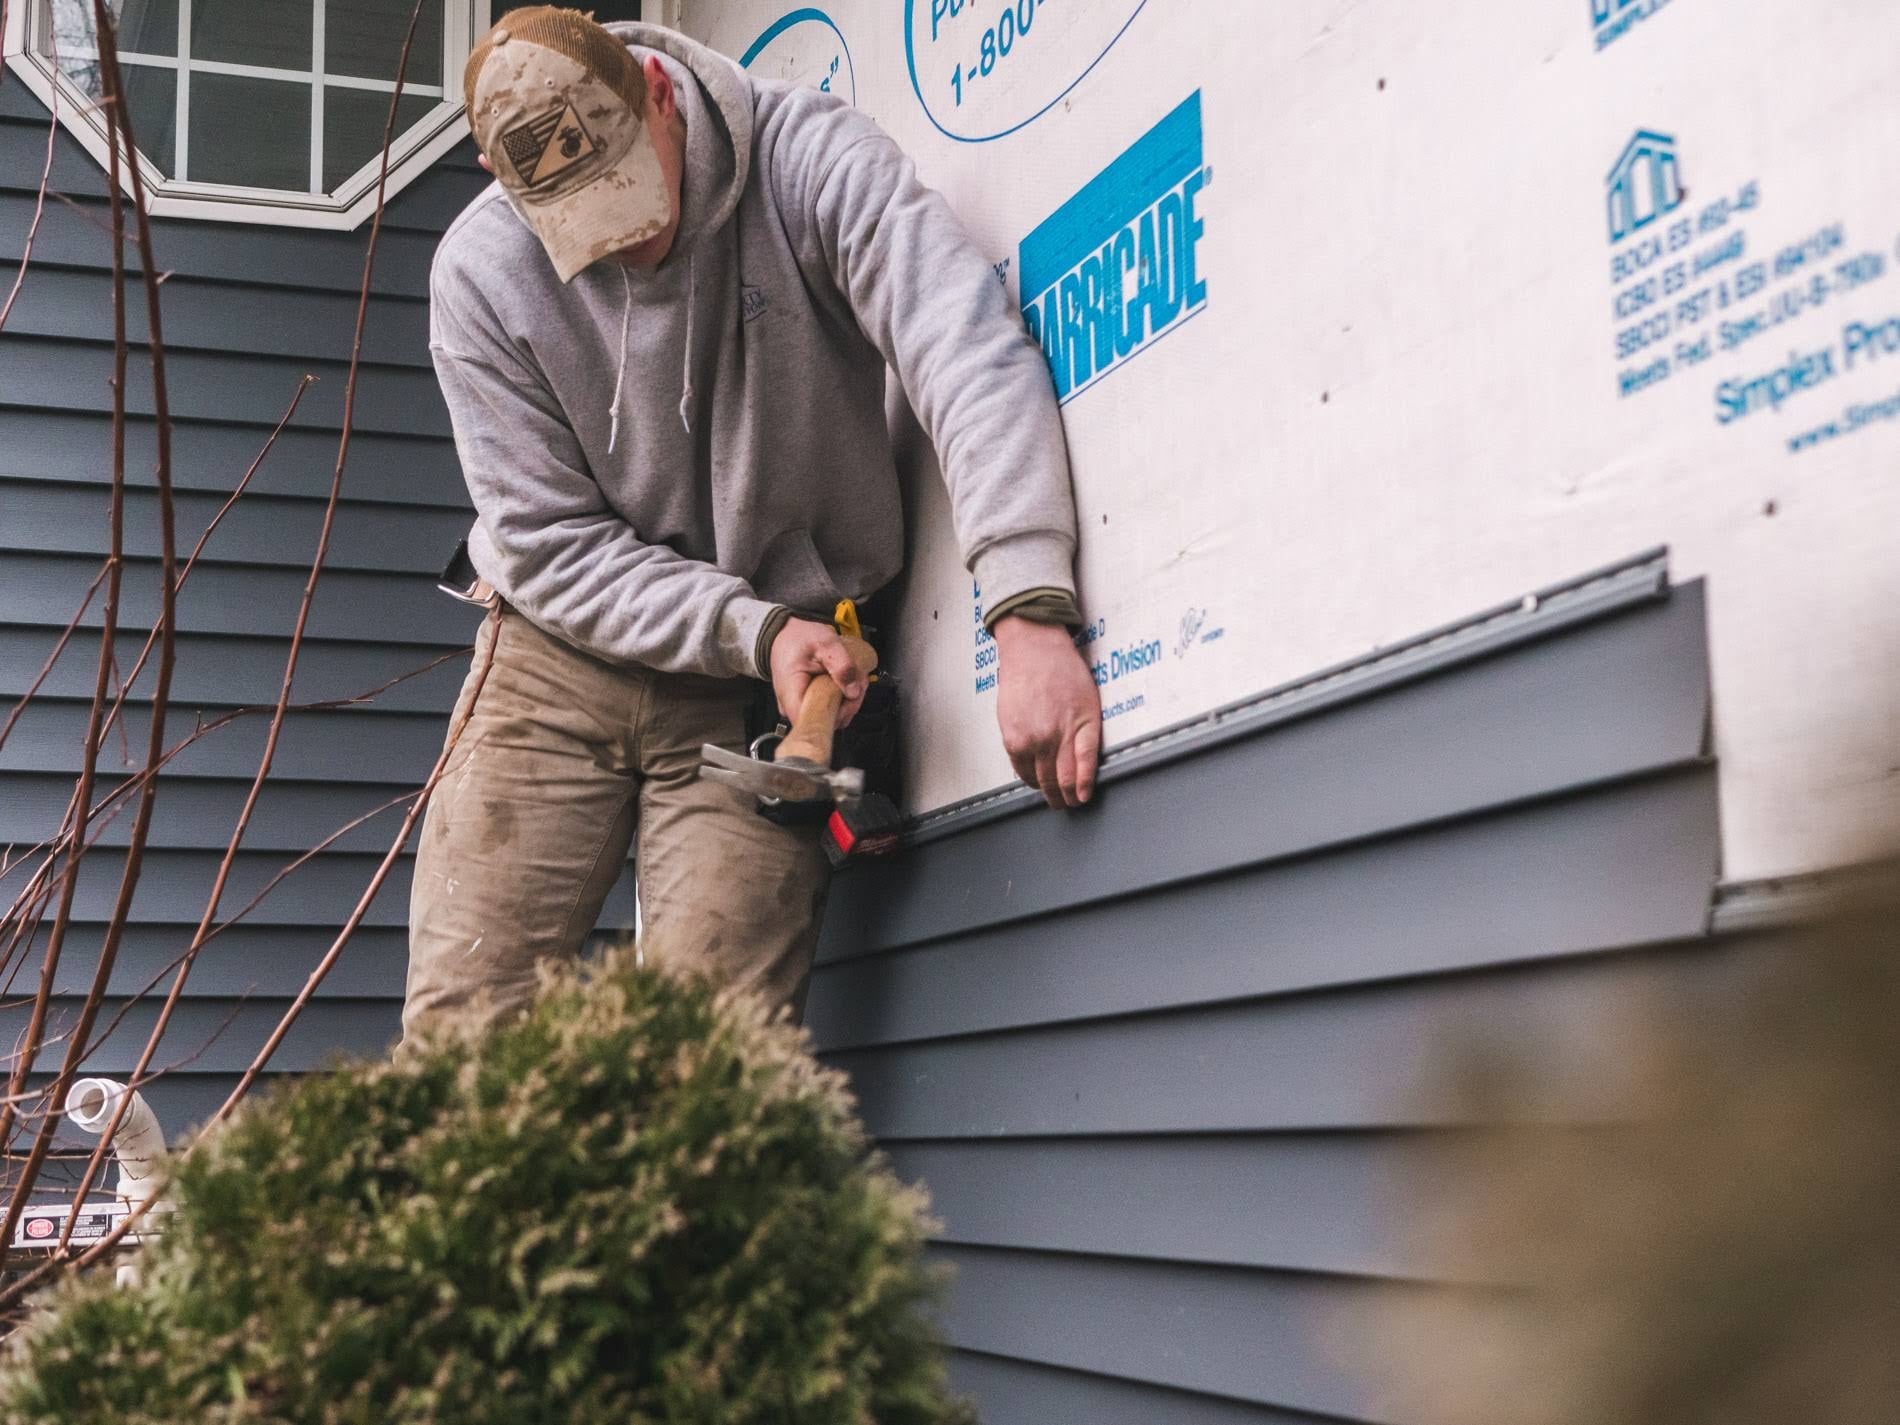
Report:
993,615,1102,809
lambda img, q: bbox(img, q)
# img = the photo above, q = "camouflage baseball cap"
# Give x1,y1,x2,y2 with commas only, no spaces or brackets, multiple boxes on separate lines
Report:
463,7,670,282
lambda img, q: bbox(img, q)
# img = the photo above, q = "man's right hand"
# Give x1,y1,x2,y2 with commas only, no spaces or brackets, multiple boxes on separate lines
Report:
768,618,869,728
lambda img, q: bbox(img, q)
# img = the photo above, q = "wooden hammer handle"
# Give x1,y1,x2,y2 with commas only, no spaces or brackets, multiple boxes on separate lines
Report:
775,635,878,766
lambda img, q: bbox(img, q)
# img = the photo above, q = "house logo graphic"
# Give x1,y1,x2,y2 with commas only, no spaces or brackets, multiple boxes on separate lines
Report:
1606,129,1683,244
1018,91,1209,405
1593,0,1677,52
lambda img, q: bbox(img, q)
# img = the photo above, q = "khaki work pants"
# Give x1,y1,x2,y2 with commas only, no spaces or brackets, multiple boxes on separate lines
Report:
400,606,829,1047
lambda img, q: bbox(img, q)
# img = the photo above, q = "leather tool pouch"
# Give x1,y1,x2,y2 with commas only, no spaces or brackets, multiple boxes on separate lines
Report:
746,672,902,826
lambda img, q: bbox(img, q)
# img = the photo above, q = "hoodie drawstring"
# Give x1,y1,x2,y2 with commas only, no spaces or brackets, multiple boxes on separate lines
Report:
678,249,697,435
606,248,698,449
607,264,633,454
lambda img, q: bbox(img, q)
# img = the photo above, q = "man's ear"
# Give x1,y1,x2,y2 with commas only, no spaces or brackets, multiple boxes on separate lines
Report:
641,54,676,120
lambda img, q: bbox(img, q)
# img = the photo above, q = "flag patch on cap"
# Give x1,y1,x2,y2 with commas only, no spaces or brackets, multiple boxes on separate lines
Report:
500,102,598,188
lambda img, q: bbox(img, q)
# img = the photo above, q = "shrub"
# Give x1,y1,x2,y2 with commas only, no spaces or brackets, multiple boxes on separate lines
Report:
1,953,974,1425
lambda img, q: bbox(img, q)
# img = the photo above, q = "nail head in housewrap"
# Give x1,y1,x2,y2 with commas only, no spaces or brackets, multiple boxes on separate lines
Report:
464,7,670,282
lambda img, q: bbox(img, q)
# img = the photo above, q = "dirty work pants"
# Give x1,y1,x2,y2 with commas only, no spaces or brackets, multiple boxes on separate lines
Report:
400,606,829,1047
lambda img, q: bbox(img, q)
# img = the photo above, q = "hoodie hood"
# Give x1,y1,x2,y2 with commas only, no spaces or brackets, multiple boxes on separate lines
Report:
605,22,753,253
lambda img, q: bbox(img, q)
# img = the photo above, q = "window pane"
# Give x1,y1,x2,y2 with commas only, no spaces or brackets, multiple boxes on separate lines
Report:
325,0,444,88
322,85,436,190
38,0,180,62
190,0,313,72
117,63,179,171
46,61,178,171
188,73,311,189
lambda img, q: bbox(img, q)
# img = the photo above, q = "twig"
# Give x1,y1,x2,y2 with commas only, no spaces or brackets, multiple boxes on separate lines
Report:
208,603,496,1122
2,1,179,1262
49,189,131,245
73,787,414,1068
0,563,108,753
0,644,466,1001
0,25,133,1229
91,374,317,728
0,64,60,335
0,371,324,994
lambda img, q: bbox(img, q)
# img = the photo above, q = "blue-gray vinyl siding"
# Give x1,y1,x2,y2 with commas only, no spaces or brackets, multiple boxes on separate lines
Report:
805,552,1726,1424
0,77,492,1135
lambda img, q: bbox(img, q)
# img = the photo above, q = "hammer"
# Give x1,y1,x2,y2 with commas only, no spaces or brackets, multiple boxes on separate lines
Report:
698,635,903,866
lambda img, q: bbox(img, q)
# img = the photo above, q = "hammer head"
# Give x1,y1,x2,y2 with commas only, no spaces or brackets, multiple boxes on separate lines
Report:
698,743,865,805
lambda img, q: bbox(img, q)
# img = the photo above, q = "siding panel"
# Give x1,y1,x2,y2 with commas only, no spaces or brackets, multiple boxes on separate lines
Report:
936,1246,1381,1419
0,630,470,709
889,1135,1415,1279
834,933,1742,1139
0,410,469,505
5,484,474,574
1,553,479,645
808,769,1716,1049
0,190,447,296
0,265,430,366
948,1354,1343,1425
0,773,426,853
0,339,450,436
23,999,402,1075
820,582,1710,957
1,704,453,783
0,847,417,928
47,925,410,999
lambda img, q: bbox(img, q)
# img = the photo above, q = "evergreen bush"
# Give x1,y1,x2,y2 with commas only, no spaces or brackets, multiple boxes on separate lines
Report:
1,953,974,1425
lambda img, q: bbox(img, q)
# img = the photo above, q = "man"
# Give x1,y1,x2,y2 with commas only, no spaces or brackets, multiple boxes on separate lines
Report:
402,8,1098,1040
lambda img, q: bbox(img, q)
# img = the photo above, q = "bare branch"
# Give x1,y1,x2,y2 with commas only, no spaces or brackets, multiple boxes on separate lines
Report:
73,787,414,1069
0,65,61,336
0,645,467,1064
46,0,435,1269
1,0,179,1261
0,43,134,1227
207,603,496,1123
0,565,109,755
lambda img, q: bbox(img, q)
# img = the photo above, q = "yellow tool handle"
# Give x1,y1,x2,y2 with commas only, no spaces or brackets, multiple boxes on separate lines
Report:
776,635,877,766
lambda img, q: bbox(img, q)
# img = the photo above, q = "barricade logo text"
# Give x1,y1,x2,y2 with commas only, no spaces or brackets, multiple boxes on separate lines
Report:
1019,91,1208,405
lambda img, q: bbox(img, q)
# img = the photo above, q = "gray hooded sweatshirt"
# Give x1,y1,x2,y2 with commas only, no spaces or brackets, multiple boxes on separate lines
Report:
429,22,1077,681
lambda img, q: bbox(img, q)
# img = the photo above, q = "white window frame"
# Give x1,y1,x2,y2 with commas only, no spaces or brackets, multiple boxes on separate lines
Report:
1,1,493,229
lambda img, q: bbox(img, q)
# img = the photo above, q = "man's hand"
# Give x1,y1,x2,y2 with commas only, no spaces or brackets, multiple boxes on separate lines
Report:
993,615,1102,809
769,617,868,729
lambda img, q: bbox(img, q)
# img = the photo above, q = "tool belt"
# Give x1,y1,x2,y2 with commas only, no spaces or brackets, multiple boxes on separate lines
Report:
439,538,901,816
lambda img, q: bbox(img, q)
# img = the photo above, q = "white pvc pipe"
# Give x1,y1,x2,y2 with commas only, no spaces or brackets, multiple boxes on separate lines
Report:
64,1077,166,1208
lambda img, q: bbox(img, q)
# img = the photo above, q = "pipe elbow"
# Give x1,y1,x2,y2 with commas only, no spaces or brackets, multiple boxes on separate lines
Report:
64,1077,167,1204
